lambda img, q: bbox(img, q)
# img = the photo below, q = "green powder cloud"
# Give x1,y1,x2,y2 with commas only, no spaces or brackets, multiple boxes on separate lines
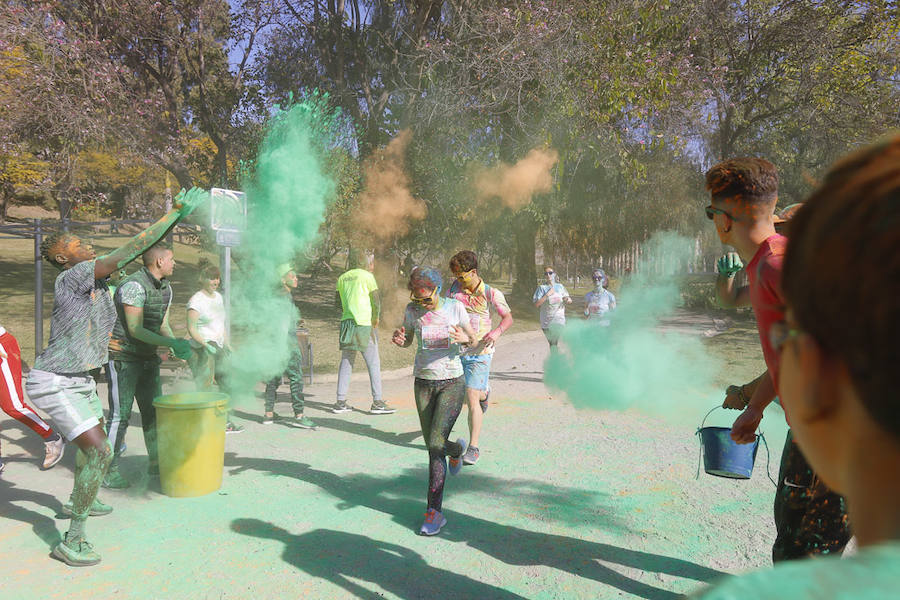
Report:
544,232,723,415
227,96,340,398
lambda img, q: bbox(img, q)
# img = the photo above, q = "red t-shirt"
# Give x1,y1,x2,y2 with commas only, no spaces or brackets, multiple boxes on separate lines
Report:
746,234,787,395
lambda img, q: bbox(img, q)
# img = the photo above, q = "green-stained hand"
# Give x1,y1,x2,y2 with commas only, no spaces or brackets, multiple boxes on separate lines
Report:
173,187,209,218
171,339,193,361
717,252,744,277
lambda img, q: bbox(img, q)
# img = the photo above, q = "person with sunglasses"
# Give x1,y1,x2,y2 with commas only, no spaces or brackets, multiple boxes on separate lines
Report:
533,266,571,348
391,267,477,536
583,269,616,325
695,137,900,598
446,250,514,466
704,158,849,562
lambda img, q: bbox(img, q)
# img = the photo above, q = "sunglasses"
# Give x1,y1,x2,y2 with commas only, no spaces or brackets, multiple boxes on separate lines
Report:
545,271,554,276
455,269,475,281
705,205,737,221
410,289,437,305
769,320,802,354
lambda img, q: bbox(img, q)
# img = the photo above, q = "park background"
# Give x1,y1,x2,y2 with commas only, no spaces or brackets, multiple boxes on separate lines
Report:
0,1,895,598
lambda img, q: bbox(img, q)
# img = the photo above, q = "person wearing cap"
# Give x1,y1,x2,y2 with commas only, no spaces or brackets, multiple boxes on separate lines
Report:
583,269,616,325
263,264,315,429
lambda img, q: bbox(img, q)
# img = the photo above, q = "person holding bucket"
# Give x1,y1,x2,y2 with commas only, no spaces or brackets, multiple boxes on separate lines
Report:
696,137,900,597
391,267,477,536
705,158,850,562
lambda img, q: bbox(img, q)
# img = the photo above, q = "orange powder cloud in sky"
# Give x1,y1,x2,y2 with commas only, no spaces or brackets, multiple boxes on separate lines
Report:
474,148,559,209
356,129,426,244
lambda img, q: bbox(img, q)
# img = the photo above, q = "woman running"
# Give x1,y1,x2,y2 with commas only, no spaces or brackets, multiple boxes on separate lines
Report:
392,267,477,536
533,266,571,348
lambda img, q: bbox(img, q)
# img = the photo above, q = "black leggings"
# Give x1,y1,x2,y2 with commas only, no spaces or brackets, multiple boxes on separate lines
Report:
414,376,465,511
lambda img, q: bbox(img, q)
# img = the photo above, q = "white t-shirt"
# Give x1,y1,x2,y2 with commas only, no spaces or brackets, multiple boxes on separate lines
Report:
187,290,226,347
533,283,570,328
403,298,468,380
585,288,616,324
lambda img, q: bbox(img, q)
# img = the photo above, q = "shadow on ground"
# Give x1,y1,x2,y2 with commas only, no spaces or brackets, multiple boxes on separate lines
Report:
233,520,527,599
226,454,724,599
0,479,63,548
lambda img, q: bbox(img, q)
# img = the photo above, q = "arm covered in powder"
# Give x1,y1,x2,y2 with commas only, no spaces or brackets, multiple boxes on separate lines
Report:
94,187,208,280
123,305,191,359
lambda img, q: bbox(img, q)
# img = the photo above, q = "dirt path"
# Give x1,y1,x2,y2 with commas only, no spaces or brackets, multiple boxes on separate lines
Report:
0,312,786,599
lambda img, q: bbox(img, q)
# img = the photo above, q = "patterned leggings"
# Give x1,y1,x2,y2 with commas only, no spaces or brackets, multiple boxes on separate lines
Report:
413,376,465,511
773,430,852,561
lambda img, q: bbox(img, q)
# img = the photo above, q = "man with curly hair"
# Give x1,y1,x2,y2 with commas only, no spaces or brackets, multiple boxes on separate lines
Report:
24,188,207,566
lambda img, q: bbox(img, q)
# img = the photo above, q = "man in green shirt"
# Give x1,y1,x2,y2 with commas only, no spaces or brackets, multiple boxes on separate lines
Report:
334,250,393,415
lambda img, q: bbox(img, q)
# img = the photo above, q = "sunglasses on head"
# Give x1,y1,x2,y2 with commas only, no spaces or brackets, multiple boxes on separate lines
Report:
705,205,737,221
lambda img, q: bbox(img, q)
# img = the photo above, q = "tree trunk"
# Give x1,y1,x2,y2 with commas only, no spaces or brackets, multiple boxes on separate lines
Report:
512,211,538,298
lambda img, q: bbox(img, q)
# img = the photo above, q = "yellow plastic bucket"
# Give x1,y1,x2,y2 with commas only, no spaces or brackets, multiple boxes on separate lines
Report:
152,392,228,498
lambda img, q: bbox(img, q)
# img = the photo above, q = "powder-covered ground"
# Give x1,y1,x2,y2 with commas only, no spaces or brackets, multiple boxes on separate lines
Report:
0,316,788,599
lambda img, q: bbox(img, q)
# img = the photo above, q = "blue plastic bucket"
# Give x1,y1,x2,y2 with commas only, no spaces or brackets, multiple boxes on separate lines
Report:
697,406,760,479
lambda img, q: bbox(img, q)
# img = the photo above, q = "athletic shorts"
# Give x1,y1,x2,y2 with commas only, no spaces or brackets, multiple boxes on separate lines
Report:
25,369,102,441
460,354,492,391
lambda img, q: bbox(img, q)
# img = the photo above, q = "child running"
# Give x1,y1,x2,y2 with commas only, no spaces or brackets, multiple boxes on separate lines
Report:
696,136,900,598
24,187,206,566
391,267,477,535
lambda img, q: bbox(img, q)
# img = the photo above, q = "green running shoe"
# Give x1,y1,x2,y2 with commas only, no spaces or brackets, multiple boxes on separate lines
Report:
101,468,130,489
52,534,101,566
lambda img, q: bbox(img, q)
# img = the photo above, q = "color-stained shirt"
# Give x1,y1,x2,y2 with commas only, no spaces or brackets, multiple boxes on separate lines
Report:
336,268,379,326
584,288,616,324
403,298,468,380
187,290,226,346
693,541,900,600
33,260,117,374
445,279,511,355
533,283,570,328
746,234,787,394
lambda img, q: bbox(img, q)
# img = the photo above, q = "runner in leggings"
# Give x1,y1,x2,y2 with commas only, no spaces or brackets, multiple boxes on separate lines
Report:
392,267,477,536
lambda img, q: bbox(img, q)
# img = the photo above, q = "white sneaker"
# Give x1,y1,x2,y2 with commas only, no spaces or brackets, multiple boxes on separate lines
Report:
42,436,65,470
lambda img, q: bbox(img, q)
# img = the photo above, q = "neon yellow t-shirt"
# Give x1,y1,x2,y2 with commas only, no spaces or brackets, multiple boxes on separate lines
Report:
336,268,379,326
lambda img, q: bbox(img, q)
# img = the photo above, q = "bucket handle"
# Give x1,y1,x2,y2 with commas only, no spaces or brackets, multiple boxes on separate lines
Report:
695,404,777,487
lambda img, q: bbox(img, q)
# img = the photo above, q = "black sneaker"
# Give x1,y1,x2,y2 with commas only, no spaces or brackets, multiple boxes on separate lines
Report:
225,421,244,434
370,402,396,415
331,403,352,414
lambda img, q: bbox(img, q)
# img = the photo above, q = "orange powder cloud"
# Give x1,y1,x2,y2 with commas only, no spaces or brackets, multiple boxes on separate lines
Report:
474,148,559,209
355,129,426,244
